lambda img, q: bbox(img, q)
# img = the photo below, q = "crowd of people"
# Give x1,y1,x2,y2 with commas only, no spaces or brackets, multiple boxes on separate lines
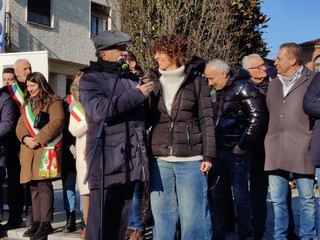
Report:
0,29,319,240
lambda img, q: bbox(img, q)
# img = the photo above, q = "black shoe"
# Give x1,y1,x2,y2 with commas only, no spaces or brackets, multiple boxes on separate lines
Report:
62,211,76,233
2,218,23,230
23,221,40,237
80,216,85,230
26,206,34,228
287,231,300,240
30,222,53,240
253,232,265,240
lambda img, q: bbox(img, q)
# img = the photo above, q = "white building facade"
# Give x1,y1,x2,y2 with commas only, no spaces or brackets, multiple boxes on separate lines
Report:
4,0,121,96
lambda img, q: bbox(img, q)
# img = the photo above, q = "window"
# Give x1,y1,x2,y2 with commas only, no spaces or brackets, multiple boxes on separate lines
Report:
314,55,320,72
91,3,109,37
27,0,51,26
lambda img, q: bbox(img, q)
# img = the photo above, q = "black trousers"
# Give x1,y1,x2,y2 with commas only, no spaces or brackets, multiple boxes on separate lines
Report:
6,151,26,220
86,182,135,240
30,180,54,222
0,167,6,221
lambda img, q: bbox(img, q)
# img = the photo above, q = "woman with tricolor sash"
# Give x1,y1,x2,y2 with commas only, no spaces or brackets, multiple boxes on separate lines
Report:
15,72,64,240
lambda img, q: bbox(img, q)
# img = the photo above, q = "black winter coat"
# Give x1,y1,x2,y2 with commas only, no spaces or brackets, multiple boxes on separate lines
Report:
147,56,215,159
61,96,76,178
0,89,18,167
80,58,149,189
303,72,320,167
215,67,266,151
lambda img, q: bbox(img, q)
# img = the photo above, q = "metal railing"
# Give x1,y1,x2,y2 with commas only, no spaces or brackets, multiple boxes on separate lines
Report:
5,11,11,49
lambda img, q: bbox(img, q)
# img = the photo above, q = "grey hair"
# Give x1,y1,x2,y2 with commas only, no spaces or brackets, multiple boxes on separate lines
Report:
206,58,230,74
242,54,261,69
280,42,303,65
14,59,31,70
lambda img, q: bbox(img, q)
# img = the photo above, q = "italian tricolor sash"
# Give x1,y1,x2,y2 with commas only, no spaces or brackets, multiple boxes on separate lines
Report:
67,94,85,122
8,81,24,109
23,103,62,178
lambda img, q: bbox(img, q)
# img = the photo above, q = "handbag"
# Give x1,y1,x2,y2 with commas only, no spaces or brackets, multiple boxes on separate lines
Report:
33,111,49,129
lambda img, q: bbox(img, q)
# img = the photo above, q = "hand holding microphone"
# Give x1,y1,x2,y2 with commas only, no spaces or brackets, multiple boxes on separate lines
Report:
137,81,154,97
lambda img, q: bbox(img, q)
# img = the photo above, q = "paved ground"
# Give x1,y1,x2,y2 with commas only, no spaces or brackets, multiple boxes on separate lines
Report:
0,180,308,239
0,180,82,240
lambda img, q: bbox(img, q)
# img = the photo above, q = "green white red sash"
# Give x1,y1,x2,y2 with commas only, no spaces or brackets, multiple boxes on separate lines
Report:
67,94,85,122
8,81,24,109
23,102,62,178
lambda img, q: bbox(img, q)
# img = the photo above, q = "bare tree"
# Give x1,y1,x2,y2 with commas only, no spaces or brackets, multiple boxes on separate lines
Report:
106,0,267,68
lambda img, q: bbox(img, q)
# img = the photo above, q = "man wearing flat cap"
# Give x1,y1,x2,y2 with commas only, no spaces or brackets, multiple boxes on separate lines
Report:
79,29,154,239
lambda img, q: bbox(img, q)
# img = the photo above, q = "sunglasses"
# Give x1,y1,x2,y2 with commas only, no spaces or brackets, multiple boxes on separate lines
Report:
248,62,266,70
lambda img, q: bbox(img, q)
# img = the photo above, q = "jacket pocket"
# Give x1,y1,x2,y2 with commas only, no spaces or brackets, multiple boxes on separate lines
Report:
103,135,137,176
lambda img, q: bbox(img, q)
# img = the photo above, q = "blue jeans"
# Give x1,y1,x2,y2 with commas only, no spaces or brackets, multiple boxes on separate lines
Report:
150,159,212,240
62,172,77,211
211,150,252,239
269,170,316,240
127,182,145,231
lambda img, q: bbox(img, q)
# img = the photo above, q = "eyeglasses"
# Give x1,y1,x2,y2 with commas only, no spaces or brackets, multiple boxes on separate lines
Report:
248,62,266,70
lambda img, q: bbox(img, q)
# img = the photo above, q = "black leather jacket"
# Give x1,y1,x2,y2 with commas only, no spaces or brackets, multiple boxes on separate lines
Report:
215,67,266,151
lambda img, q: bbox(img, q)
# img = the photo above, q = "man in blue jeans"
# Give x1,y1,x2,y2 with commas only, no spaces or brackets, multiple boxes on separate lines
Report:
265,42,316,239
204,59,266,240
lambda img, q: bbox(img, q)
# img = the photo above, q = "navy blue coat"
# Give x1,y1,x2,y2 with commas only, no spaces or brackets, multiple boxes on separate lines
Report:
303,72,320,167
0,89,18,167
79,58,149,189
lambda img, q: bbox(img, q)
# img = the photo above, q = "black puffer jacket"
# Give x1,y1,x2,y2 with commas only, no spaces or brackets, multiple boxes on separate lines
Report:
147,56,215,159
215,67,266,151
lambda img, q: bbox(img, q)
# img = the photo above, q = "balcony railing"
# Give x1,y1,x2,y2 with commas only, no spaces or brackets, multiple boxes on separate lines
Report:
5,11,11,49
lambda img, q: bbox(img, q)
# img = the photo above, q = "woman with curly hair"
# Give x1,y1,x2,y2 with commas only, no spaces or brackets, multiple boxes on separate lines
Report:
16,72,64,240
146,34,215,240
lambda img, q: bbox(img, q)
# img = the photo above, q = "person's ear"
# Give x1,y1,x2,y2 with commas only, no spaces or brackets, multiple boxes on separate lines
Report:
290,57,297,66
222,71,228,79
129,61,136,71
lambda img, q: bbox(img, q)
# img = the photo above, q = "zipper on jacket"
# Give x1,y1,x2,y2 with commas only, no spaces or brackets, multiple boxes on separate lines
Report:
137,140,146,182
186,124,192,150
141,164,146,182
169,121,174,155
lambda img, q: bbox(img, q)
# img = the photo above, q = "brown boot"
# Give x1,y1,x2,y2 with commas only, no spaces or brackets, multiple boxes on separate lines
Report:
130,229,145,240
125,228,134,240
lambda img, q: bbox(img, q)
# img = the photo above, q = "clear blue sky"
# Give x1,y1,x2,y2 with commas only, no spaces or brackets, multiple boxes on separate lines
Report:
261,0,320,59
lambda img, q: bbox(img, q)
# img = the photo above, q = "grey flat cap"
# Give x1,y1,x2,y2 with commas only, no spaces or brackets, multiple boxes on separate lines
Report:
94,30,132,51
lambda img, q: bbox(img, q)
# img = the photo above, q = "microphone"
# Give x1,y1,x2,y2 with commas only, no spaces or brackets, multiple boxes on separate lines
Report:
118,56,129,71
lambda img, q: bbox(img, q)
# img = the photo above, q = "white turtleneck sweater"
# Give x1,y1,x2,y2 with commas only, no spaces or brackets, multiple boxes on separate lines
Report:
158,65,203,162
159,66,185,114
